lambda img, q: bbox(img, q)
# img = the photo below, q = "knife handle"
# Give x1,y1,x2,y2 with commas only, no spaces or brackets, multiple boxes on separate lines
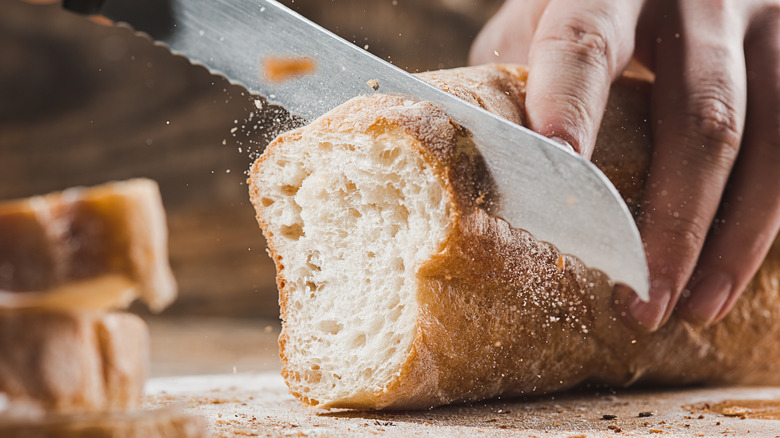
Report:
63,0,106,14
62,0,175,39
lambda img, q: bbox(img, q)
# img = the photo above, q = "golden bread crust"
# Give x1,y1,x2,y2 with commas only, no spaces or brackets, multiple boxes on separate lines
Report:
250,64,780,409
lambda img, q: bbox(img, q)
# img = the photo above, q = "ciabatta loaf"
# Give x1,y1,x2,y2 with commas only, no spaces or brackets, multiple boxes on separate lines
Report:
248,64,780,409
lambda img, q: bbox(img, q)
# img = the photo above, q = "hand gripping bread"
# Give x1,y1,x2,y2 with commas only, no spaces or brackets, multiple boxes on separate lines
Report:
248,64,780,409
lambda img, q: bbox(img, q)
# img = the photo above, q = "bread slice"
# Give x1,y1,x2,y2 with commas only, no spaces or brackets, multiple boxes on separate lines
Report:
0,310,148,416
0,179,176,312
0,180,204,434
249,64,780,409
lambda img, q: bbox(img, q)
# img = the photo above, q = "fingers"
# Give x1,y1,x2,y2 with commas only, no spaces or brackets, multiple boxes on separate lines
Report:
619,1,750,331
468,0,550,65
472,0,776,331
524,0,644,157
677,5,780,325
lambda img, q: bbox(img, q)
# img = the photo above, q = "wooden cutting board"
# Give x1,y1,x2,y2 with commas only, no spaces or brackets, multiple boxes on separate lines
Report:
144,373,780,437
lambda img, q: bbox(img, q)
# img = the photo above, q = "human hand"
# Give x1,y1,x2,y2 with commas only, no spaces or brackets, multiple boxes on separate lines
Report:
470,0,780,332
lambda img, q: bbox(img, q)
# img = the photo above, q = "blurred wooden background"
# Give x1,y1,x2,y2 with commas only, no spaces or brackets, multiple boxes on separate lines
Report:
0,0,501,319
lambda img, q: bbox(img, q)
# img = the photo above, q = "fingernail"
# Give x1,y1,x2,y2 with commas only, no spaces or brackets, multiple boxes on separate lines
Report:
628,278,673,332
549,136,575,152
682,273,732,325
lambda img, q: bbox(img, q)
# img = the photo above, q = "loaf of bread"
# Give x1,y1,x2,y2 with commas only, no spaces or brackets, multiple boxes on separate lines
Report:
0,178,176,312
249,64,780,409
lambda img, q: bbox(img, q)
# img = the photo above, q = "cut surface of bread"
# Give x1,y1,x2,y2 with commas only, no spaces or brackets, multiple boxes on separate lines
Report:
249,64,780,410
0,310,149,417
0,179,176,312
251,118,457,406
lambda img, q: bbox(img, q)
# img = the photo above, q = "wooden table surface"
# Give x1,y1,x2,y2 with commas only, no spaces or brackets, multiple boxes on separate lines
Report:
147,316,282,378
145,376,780,437
146,317,780,437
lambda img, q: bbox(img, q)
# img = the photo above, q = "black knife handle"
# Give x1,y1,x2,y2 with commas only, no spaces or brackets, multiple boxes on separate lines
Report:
63,0,107,15
62,0,175,39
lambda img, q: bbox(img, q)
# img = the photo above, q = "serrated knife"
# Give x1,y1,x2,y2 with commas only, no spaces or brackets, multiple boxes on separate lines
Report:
63,0,650,300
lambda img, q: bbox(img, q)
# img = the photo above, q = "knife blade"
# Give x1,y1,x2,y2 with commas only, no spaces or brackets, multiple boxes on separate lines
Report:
65,0,650,300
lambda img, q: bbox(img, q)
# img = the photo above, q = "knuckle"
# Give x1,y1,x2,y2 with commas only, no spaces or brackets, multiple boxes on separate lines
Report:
646,213,710,256
683,91,743,159
566,24,610,59
662,218,708,249
537,15,616,69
